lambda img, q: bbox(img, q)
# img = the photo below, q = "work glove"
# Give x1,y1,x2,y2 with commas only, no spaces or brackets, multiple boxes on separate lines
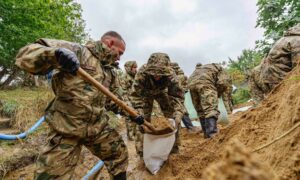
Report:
130,115,145,125
55,48,80,75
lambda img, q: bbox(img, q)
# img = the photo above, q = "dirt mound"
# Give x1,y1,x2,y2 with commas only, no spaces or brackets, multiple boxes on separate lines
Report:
203,140,277,180
135,65,300,179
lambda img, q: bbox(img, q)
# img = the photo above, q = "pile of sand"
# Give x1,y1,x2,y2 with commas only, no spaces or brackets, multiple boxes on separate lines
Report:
203,140,277,180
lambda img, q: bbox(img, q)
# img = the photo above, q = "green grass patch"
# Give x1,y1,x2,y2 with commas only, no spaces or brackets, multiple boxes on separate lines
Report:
233,87,251,105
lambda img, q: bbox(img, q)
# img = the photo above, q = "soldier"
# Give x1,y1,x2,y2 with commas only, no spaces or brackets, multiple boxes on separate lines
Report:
170,62,200,133
131,53,184,156
247,59,268,105
260,23,300,92
188,63,231,138
122,60,138,141
220,74,233,114
15,31,144,180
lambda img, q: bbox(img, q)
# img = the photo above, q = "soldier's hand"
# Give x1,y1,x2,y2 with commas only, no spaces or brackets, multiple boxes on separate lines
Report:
130,115,144,125
140,124,152,134
55,48,80,75
174,116,181,130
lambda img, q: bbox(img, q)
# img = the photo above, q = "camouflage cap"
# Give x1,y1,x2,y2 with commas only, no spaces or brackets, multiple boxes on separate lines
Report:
284,23,300,36
124,60,137,74
170,62,181,74
170,62,180,69
144,52,173,76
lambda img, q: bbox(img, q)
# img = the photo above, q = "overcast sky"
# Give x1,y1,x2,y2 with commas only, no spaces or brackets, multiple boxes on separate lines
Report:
77,0,264,75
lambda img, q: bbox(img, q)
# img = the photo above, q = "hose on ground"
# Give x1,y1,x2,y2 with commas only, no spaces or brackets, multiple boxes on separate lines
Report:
0,116,45,140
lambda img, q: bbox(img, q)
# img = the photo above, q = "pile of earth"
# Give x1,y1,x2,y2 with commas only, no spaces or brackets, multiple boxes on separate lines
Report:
132,63,300,179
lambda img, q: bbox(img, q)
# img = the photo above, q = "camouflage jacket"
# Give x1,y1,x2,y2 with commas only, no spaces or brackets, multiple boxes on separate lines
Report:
188,63,230,93
15,38,124,138
131,53,184,119
122,61,137,97
260,23,300,87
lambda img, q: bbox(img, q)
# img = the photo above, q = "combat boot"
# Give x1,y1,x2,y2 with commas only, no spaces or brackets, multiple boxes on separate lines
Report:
204,117,218,138
113,172,126,180
200,118,208,138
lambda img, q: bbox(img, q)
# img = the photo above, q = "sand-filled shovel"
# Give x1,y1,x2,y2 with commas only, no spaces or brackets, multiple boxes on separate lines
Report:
77,67,174,135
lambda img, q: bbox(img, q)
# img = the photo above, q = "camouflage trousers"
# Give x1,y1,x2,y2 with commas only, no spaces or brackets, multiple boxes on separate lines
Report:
222,94,233,114
125,118,137,141
190,84,220,119
34,123,128,179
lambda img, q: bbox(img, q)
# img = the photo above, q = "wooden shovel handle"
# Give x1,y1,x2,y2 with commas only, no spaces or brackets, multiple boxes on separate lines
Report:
77,67,139,117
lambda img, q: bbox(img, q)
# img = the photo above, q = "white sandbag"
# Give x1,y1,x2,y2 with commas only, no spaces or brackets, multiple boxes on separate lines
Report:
143,119,176,175
218,98,229,125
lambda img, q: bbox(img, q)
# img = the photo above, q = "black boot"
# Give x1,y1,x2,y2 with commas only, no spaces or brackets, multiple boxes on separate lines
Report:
200,118,208,138
204,117,218,138
113,172,126,180
182,115,194,129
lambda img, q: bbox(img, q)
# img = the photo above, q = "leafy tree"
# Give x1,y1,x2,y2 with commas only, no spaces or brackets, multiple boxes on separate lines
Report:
227,49,263,85
256,0,300,53
0,0,88,86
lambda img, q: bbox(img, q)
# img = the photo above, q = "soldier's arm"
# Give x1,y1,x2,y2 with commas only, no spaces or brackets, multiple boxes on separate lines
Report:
167,72,184,98
16,39,82,75
15,43,59,75
130,72,145,115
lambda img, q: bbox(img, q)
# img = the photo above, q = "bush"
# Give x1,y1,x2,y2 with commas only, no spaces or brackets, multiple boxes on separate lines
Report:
0,100,19,117
233,88,251,105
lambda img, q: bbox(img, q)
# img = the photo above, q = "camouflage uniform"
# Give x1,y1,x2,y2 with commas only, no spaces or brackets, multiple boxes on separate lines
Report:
170,62,197,132
15,38,128,179
122,61,138,141
188,63,230,138
247,60,268,104
220,76,233,114
260,23,300,92
131,53,184,156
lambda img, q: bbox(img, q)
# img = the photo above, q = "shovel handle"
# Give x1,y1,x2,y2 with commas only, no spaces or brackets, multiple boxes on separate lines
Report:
77,67,139,117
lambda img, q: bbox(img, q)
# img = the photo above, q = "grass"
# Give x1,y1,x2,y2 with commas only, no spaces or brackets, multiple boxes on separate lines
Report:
233,87,251,105
0,88,52,178
0,87,54,131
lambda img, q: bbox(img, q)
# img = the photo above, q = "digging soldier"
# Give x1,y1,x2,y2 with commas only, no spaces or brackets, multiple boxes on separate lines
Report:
15,31,145,180
260,23,300,93
188,63,231,138
122,60,138,141
131,53,184,156
170,62,200,133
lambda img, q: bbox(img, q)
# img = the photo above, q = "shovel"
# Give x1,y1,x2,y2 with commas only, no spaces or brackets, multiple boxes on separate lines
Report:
77,68,174,135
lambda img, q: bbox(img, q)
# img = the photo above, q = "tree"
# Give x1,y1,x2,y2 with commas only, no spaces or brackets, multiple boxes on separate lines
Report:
227,49,263,85
0,0,88,86
256,0,300,53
